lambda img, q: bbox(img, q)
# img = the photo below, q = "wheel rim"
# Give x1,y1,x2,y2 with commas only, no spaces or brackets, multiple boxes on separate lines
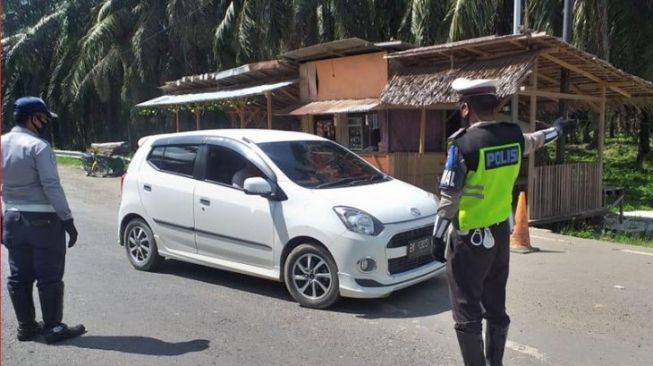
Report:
127,226,152,264
291,253,332,301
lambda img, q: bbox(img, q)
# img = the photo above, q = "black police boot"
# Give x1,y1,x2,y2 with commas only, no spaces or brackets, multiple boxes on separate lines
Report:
38,282,86,344
485,323,509,366
8,286,42,341
455,330,486,366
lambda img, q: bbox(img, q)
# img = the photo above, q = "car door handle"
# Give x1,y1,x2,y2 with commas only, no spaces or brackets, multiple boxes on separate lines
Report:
199,198,210,206
143,184,152,192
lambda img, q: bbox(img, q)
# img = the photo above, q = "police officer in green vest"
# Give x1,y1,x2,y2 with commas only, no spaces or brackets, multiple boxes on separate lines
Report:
431,78,569,366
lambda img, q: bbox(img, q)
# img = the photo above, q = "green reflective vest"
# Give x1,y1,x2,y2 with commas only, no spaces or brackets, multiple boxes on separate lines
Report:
453,122,524,231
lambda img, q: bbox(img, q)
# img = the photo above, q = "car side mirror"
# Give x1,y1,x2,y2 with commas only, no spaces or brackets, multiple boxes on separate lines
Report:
243,177,273,196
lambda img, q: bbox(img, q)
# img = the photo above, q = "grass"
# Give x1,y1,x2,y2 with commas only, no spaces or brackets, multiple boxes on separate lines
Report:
560,223,653,248
545,136,653,246
57,156,83,168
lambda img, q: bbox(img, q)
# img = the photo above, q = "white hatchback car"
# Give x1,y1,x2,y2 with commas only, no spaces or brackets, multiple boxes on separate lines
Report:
118,129,444,308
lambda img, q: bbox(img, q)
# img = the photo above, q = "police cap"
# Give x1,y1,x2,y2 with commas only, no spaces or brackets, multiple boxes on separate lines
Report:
451,78,497,98
14,97,58,120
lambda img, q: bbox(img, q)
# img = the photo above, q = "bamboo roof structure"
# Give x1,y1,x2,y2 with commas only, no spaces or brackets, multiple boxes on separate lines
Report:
382,51,538,107
382,32,653,108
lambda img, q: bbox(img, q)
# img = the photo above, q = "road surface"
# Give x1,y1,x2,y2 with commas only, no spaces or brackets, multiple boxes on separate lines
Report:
2,166,652,365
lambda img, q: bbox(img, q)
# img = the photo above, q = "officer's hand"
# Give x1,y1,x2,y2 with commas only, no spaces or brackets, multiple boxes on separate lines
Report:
62,219,78,248
553,117,575,133
432,236,446,263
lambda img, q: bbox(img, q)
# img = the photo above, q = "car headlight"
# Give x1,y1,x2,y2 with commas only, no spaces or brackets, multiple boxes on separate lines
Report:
333,206,384,236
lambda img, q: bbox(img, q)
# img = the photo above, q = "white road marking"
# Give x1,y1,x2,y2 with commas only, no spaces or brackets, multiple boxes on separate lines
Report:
531,235,565,242
619,249,653,257
506,340,546,362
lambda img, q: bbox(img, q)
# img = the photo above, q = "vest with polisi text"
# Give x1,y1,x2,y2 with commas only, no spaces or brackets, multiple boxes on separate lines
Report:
452,122,524,231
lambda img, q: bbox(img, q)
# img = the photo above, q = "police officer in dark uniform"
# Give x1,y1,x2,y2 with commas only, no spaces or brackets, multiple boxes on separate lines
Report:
431,79,569,366
2,97,86,343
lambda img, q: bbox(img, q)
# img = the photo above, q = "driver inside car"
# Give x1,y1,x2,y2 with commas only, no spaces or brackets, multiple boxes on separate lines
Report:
232,162,262,189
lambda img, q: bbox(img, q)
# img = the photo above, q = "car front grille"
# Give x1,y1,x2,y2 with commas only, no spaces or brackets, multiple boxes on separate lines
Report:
387,225,436,275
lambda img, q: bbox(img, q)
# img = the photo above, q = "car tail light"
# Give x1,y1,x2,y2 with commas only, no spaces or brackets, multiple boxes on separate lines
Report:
120,174,125,193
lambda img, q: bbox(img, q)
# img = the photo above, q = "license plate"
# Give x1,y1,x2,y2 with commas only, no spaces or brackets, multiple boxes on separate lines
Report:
407,237,432,259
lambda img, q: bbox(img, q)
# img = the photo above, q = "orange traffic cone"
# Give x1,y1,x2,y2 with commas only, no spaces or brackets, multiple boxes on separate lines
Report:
510,192,539,253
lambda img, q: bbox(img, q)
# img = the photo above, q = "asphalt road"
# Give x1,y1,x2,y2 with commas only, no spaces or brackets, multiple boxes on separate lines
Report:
2,166,652,365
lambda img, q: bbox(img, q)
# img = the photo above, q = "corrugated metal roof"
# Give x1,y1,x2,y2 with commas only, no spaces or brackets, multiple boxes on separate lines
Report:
137,80,297,108
287,98,380,115
282,38,415,63
160,60,297,94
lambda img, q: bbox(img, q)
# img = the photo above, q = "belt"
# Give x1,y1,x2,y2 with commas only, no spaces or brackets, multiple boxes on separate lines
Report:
2,203,56,213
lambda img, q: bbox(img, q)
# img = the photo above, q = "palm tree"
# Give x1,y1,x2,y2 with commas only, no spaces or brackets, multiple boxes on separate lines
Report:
213,0,293,68
2,0,652,154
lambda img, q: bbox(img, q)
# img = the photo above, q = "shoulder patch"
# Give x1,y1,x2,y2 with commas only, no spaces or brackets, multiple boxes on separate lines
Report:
440,144,465,191
447,128,467,141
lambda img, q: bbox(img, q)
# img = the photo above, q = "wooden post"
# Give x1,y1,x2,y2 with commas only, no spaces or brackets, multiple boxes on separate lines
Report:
335,114,346,145
419,108,426,155
239,103,246,128
441,110,448,150
194,107,201,130
598,84,606,208
266,92,273,129
527,61,538,219
175,107,180,132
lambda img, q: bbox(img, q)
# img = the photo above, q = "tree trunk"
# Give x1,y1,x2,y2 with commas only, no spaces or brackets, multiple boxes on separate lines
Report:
638,109,651,165
597,0,610,61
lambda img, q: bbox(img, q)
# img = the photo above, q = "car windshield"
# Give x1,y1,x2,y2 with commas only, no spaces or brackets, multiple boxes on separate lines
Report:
257,140,387,189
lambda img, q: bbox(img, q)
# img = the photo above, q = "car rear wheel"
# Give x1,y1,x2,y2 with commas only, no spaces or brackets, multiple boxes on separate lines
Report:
284,244,340,309
124,218,163,271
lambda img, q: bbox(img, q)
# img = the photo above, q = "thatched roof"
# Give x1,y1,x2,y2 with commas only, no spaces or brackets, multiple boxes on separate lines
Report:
383,32,653,107
381,51,538,107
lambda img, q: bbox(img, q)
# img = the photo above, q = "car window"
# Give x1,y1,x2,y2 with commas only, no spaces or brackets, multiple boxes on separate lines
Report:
160,145,198,176
205,145,263,188
257,140,386,189
147,146,165,169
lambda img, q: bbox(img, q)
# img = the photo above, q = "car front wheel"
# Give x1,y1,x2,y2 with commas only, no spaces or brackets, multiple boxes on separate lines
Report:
124,218,164,271
284,244,340,309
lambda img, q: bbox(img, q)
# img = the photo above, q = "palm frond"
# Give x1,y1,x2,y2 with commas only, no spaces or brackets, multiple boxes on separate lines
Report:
73,46,122,103
447,0,498,41
4,9,65,67
213,1,239,65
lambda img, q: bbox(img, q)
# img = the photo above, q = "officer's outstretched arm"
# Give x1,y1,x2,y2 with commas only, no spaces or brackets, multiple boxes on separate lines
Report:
522,118,574,156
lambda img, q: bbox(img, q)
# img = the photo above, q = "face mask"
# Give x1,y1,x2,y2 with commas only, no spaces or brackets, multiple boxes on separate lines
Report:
31,116,51,140
461,113,470,128
37,123,52,140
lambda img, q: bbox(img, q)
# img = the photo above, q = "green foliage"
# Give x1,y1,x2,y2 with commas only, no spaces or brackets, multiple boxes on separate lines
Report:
555,136,653,247
3,0,653,151
602,136,653,211
552,136,653,211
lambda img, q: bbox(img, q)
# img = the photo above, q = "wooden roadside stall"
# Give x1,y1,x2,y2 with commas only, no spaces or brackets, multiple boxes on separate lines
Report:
136,60,299,131
280,38,449,191
382,32,653,223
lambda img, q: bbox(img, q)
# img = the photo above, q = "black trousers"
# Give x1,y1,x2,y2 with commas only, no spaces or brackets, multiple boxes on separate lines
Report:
447,219,511,334
2,211,66,292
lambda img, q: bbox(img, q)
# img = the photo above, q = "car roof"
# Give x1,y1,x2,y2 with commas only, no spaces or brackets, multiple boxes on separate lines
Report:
141,129,327,146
